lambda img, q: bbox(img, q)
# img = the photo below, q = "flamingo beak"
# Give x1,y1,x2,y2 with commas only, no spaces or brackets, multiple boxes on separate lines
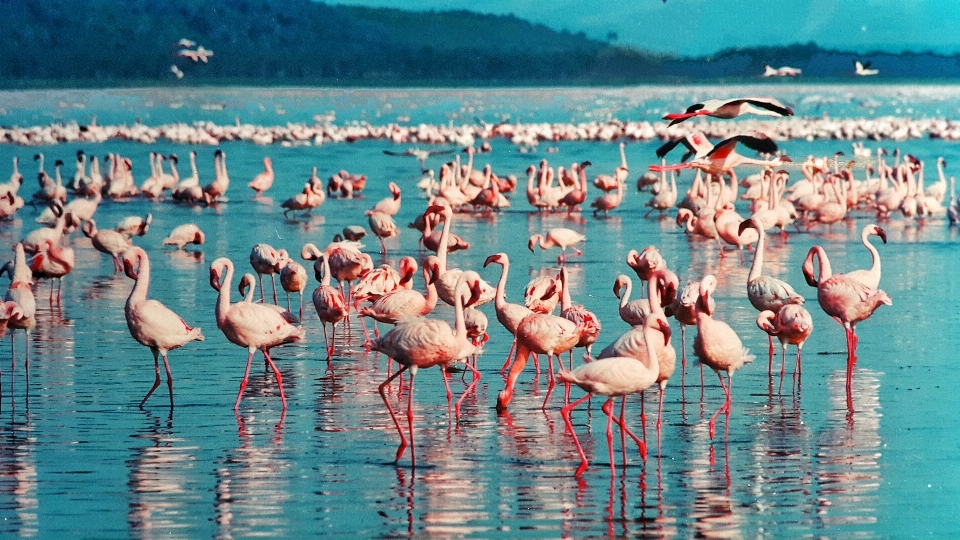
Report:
658,318,672,344
467,281,483,307
483,254,498,268
613,280,622,299
541,282,557,300
527,238,535,252
876,227,887,243
737,219,753,236
209,267,222,291
123,259,138,280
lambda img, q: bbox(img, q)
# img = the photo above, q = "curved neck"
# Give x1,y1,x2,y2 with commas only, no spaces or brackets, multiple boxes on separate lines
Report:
128,252,151,305
190,153,198,178
641,322,661,372
494,260,509,310
748,225,765,283
619,278,631,311
242,276,256,302
321,254,332,287
421,268,439,314
436,210,452,271
803,246,832,285
216,261,234,325
862,230,881,283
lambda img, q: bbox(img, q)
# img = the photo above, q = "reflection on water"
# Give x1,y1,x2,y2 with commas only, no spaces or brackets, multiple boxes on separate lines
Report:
0,418,38,538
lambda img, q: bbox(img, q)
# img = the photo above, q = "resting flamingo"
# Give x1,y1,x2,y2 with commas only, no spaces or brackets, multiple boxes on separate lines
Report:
558,305,670,476
162,224,205,250
373,273,481,466
694,275,754,438
279,259,308,320
756,305,813,393
801,244,891,396
523,274,560,315
359,256,440,328
247,157,274,198
210,257,305,410
122,247,204,408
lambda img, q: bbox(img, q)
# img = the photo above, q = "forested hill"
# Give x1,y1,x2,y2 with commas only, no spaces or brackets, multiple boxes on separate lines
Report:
3,1,960,87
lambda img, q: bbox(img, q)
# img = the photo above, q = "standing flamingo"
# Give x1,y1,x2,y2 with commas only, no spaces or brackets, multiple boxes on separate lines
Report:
427,205,495,306
2,244,36,370
483,253,535,375
121,247,204,408
311,253,347,359
247,157,274,198
694,275,754,438
162,224,205,250
249,244,288,304
82,219,131,273
801,245,891,395
756,305,813,393
209,257,305,410
528,228,586,264
845,224,886,290
373,273,481,466
279,259,308,320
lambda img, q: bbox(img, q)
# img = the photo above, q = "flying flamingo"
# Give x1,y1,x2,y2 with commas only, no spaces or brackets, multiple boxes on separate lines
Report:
247,157,274,198
801,244,891,395
656,131,715,163
756,305,813,393
694,275,754,438
311,253,347,359
649,133,790,176
209,257,305,410
738,218,805,374
373,273,481,466
662,97,793,126
558,306,671,476
528,228,586,264
121,247,204,408
483,253,535,375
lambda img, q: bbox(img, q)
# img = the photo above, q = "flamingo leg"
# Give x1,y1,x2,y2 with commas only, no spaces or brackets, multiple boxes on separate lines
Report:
286,291,291,313
407,368,418,468
767,335,774,376
258,274,266,303
680,325,687,390
497,344,530,411
845,326,856,392
602,399,616,477
500,339,517,375
270,274,279,305
162,351,174,409
378,364,410,462
560,393,592,476
322,322,331,358
708,371,732,439
657,383,667,435
795,344,803,386
140,348,162,409
455,362,482,420
299,291,304,321
263,349,287,410
778,344,787,394
440,365,453,415
234,347,255,411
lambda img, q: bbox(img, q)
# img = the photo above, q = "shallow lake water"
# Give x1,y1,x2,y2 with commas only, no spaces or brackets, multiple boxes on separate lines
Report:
0,87,958,538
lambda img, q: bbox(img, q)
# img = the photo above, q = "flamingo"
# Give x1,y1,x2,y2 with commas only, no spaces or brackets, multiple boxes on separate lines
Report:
81,219,131,273
2,244,36,370
693,275,754,438
370,182,402,216
483,253,535,375
626,246,666,296
302,239,372,308
801,245,891,395
559,308,670,476
421,212,469,253
558,266,602,363
426,205,495,307
365,210,399,255
162,224,205,250
373,273,481,466
528,228,585,264
249,244,288,304
209,257,305,411
352,257,417,313
854,60,879,76
656,131,714,163
121,247,204,408
614,274,650,327
590,174,625,217
359,256,440,327
738,218,805,373
523,274,560,315
311,253,348,359
29,240,75,304
649,133,790,176
592,141,629,191
247,157,274,198
279,259,308,320
116,213,153,239
663,97,793,126
756,305,813,393
237,273,299,324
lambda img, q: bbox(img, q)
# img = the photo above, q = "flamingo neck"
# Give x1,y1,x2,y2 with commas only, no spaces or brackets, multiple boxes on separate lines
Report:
216,261,234,326
436,211,451,271
422,267,439,315
128,252,151,306
494,260,509,311
321,255,332,287
748,225,765,283
560,269,571,311
862,230,882,285
619,278,631,311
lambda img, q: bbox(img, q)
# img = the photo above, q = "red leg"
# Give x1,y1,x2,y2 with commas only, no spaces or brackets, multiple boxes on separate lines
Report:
500,340,517,375
602,399,616,477
455,362,482,420
560,393,592,476
407,368,418,468
708,371,730,439
263,349,287,410
441,365,453,414
778,344,787,394
162,351,174,409
610,397,646,460
767,335,774,376
258,274,265,303
379,364,410,462
234,348,255,411
271,274,279,305
140,348,162,409
497,344,530,411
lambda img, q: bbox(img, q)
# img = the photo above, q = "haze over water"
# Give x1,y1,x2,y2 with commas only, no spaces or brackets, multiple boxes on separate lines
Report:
0,86,958,538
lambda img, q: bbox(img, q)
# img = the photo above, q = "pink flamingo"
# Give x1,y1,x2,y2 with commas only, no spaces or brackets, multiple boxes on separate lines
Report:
649,133,790,176
81,219,131,273
801,245,891,394
247,157,274,198
279,259,308,320
121,247,204,408
626,246,666,297
209,257,305,411
303,238,373,308
756,305,813,393
359,256,440,328
365,210,399,255
421,212,469,253
2,244,36,369
352,257,417,312
162,224,205,250
370,182,402,216
663,97,793,126
614,274,650,327
845,224,886,290
483,253,536,375
528,227,586,264
523,274,560,314
311,253,348,359
694,275,754,438
558,307,671,476
427,205,495,306
373,273,481,466
590,176,624,217
249,243,288,304
558,266,601,362
29,240,74,304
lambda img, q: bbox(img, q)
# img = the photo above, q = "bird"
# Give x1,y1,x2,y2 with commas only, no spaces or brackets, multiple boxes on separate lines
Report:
483,253,536,375
762,65,802,77
170,65,184,79
279,259,309,320
626,246,667,296
426,205,495,307
756,305,813,393
614,274,650,327
383,147,455,173
29,240,75,304
370,182,402,216
116,213,153,239
662,97,794,126
801,244,891,396
655,131,715,163
528,228,586,264
310,253,347,359
81,219,132,273
650,133,790,176
121,247,204,409
359,257,440,327
738,218,805,373
249,244,288,304
365,210,399,255
844,224,886,290
2,244,36,370
693,275,754,438
523,274,560,315
248,157,274,198
209,257,305,411
372,273,481,466
281,179,325,218
162,224,205,250
559,307,671,476
854,60,879,76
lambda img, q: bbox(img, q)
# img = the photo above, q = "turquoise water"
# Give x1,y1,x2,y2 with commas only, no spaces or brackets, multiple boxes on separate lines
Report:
0,87,957,538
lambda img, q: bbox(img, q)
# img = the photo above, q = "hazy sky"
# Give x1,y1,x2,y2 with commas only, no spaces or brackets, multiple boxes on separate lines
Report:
333,0,960,57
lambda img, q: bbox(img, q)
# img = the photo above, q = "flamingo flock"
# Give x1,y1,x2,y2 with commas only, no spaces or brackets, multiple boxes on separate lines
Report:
2,92,931,480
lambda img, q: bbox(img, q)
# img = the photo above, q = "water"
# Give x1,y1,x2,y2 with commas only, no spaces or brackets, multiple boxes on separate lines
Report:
0,86,958,538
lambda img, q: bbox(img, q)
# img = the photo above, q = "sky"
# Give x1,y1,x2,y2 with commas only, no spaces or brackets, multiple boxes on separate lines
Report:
332,0,960,57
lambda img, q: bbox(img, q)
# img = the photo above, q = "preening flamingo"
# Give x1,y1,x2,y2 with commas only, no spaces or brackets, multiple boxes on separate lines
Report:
210,257,305,411
122,247,204,408
693,275,754,438
82,219,131,273
2,244,36,370
162,224,205,250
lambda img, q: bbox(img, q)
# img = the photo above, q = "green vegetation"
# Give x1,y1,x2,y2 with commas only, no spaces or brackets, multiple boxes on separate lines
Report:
2,1,959,88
